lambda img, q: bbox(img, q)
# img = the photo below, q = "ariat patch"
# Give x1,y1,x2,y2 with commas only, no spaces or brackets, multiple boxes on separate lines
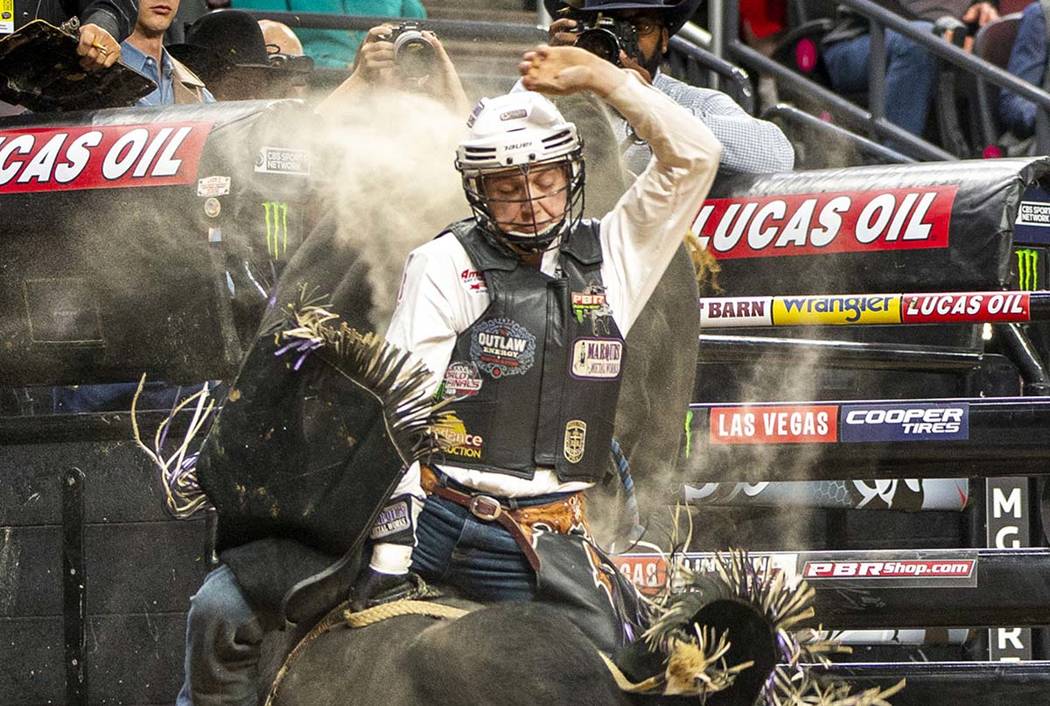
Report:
470,318,536,378
460,268,487,294
370,500,411,540
564,419,587,464
570,338,622,379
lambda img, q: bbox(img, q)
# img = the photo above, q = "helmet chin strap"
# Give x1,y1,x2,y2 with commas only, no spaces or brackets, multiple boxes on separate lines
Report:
500,218,567,254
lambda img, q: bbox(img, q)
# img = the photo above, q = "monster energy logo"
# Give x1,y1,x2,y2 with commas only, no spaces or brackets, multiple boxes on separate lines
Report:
1017,248,1039,291
263,201,289,258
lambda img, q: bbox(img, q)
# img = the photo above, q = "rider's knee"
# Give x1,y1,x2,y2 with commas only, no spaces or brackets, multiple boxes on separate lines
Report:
187,565,259,634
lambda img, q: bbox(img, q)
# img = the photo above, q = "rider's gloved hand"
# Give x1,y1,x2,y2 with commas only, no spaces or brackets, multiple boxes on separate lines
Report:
349,567,414,612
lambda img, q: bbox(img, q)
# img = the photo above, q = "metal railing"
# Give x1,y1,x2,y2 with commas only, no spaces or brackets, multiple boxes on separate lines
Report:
763,103,915,164
719,0,1050,158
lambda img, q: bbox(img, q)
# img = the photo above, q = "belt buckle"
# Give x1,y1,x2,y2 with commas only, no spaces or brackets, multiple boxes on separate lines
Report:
469,495,502,522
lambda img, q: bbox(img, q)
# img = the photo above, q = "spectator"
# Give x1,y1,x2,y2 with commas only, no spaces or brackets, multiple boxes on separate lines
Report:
998,0,1047,141
822,0,999,137
259,18,310,94
546,0,794,176
259,17,304,55
317,23,470,117
168,10,314,100
231,0,425,69
739,0,788,108
13,0,134,70
122,0,216,105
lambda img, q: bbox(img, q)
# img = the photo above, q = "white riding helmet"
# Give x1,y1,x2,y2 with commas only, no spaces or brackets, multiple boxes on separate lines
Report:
455,91,585,252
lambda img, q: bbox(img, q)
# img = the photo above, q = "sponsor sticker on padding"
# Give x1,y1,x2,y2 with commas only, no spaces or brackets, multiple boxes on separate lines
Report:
709,405,838,444
690,186,957,259
802,559,975,581
197,175,231,197
254,146,310,176
0,122,211,193
1017,201,1050,228
699,296,773,327
772,294,901,325
901,292,1029,323
840,402,969,442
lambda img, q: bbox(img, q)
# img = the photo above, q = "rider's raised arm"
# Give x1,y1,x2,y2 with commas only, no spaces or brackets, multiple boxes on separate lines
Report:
597,71,722,335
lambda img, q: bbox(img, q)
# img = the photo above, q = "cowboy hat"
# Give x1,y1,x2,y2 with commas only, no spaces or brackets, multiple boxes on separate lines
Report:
167,10,311,86
543,0,703,36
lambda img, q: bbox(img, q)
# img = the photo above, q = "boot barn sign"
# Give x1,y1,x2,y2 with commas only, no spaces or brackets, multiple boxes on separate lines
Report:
697,158,1050,293
0,122,211,193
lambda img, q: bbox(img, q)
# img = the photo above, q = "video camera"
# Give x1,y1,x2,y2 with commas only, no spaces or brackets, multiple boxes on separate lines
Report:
572,14,640,67
386,21,436,80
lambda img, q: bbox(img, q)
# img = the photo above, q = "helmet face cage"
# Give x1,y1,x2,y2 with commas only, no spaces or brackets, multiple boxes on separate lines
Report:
461,150,586,254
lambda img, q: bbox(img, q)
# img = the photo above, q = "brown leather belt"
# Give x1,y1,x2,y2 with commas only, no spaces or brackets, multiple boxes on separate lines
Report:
420,465,586,574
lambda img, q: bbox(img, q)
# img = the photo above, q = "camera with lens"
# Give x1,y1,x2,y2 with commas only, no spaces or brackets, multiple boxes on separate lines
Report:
573,14,639,67
386,21,436,80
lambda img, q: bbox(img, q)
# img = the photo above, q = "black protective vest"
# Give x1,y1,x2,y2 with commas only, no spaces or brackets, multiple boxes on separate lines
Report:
436,219,626,483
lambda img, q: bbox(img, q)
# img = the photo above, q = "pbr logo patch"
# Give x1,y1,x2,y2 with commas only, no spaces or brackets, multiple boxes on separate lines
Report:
470,318,536,378
564,420,587,464
571,338,622,379
572,285,613,336
442,362,483,399
370,499,411,540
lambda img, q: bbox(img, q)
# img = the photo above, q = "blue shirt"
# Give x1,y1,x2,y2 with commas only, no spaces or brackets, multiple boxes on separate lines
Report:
121,40,216,106
999,1,1046,138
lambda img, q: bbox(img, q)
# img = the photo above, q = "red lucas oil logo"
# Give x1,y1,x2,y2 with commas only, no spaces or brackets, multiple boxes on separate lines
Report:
0,123,211,193
710,405,838,444
901,292,1029,323
691,187,957,259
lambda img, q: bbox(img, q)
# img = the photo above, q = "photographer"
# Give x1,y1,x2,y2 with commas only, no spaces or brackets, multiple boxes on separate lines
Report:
546,0,793,176
317,23,470,117
822,0,999,138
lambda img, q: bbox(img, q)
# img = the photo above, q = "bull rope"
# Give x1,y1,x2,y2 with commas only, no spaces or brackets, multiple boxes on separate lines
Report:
265,599,474,706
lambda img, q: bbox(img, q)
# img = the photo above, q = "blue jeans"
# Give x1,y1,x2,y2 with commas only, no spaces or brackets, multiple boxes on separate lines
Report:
176,565,266,706
411,493,537,602
823,21,937,137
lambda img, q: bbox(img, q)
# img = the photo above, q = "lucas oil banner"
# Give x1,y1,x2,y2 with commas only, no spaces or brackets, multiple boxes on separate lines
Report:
698,158,1050,293
0,100,313,385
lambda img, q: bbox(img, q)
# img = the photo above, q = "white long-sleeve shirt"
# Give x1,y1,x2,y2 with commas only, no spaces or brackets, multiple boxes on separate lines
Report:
371,72,722,574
